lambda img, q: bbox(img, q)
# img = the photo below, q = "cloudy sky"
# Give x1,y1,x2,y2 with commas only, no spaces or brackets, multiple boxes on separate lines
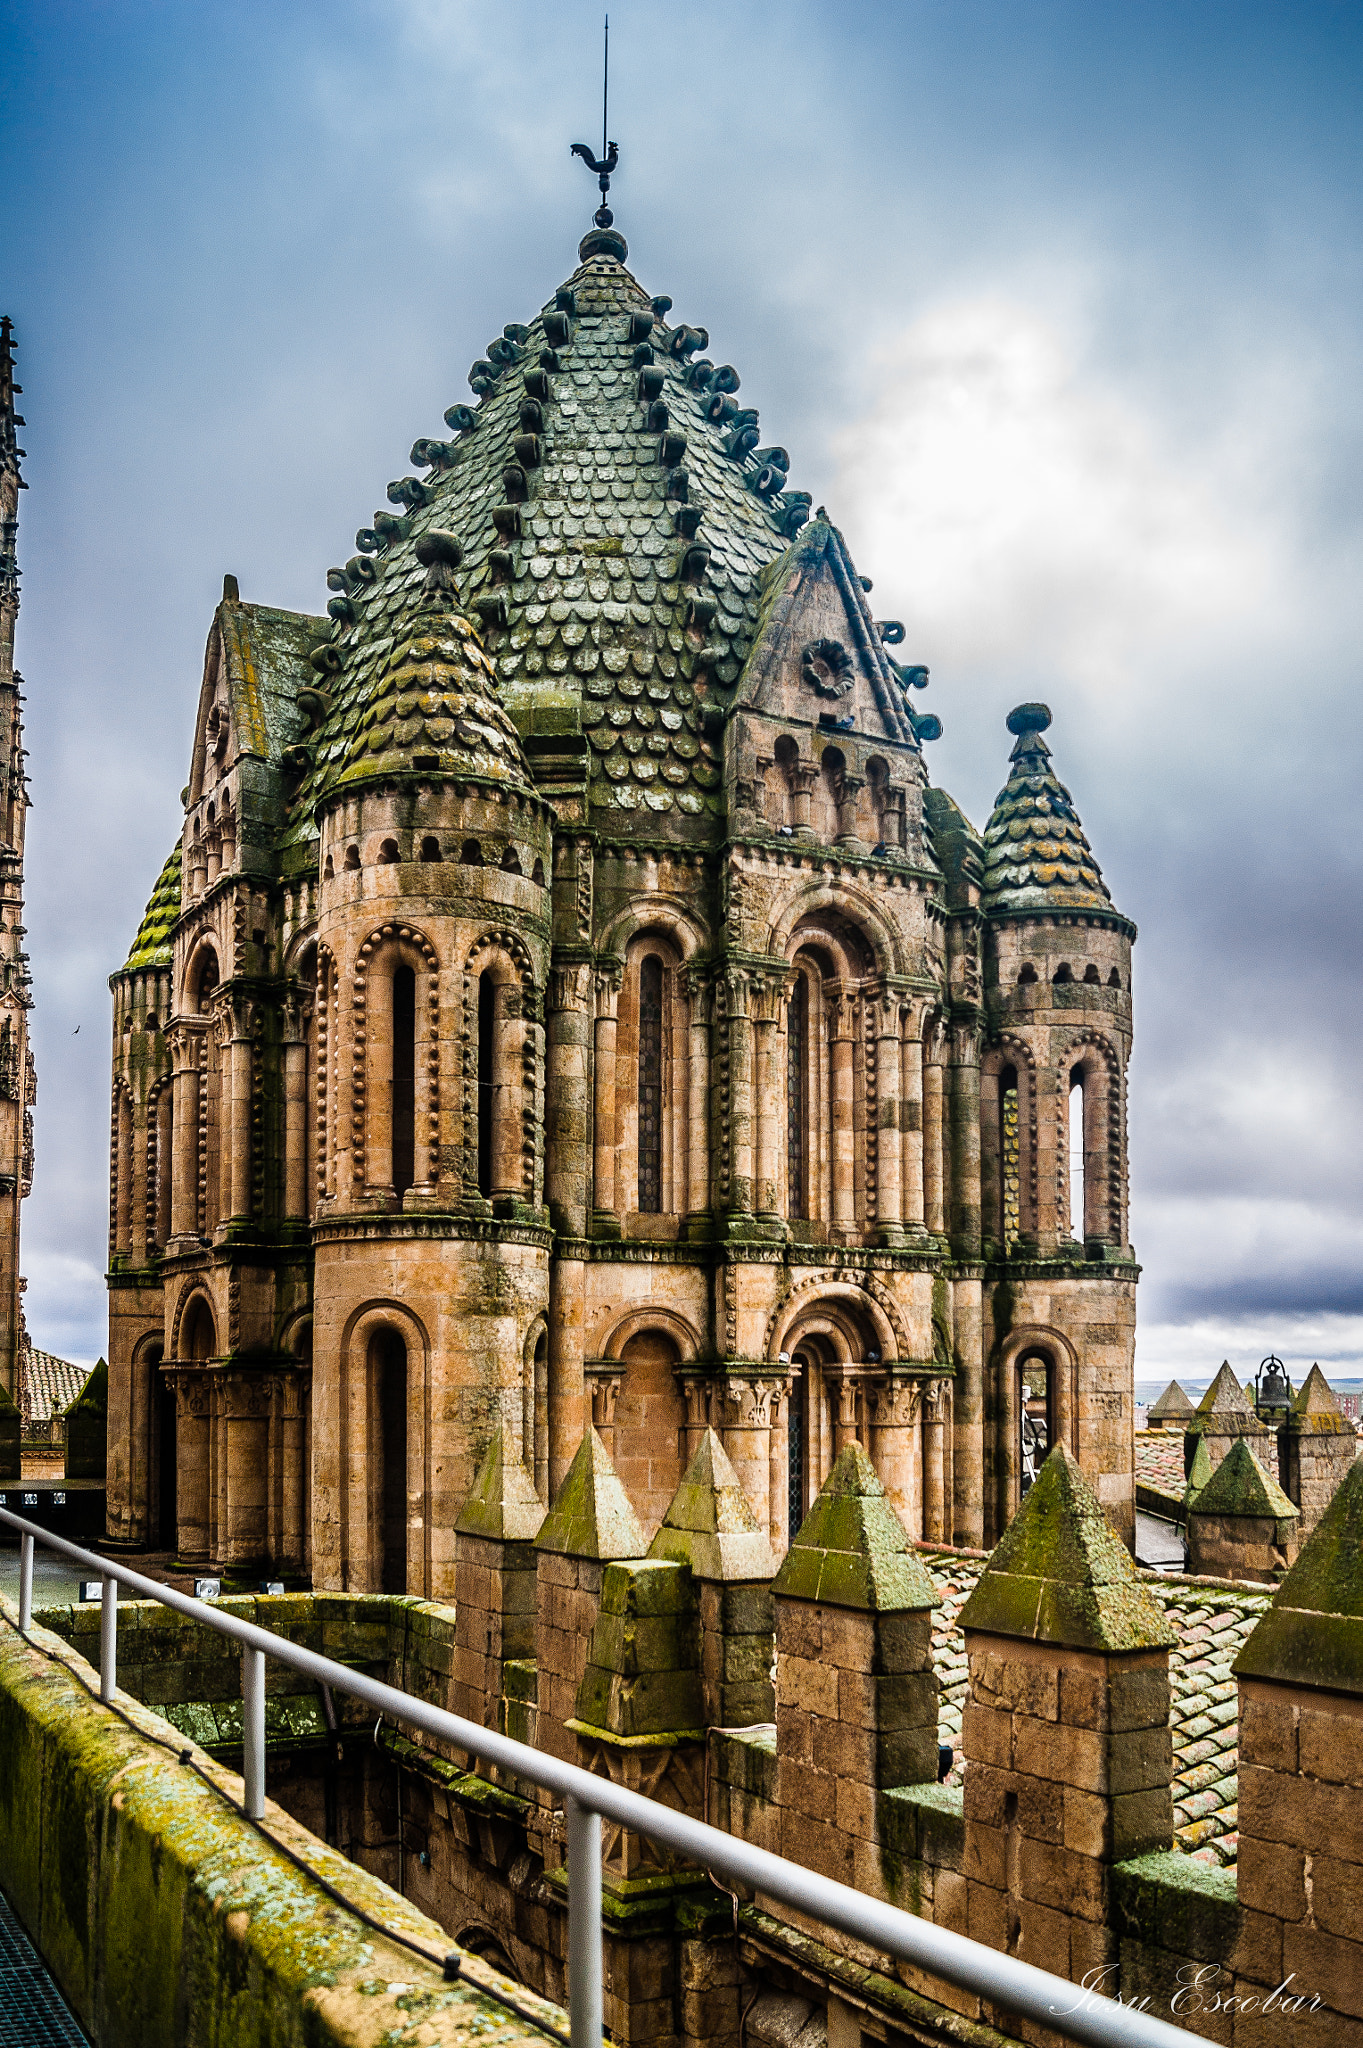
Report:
2,0,1360,1385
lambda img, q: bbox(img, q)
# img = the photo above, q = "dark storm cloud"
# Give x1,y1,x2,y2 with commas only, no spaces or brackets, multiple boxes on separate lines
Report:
1,0,1360,1367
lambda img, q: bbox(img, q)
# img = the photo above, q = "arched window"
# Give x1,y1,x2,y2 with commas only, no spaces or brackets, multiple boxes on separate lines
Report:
637,955,664,1213
392,966,415,1196
613,1328,684,1539
477,969,496,1196
1068,1071,1085,1241
786,973,809,1219
1000,1065,1020,1248
182,1295,216,1362
1018,1353,1052,1496
373,1329,408,1593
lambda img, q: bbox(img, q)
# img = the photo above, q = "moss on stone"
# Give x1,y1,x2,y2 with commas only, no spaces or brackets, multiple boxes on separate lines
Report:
1188,1438,1297,1523
1193,1362,1253,1419
454,1426,545,1542
647,1429,777,1583
119,842,182,976
534,1427,646,1562
1235,1453,1363,1693
773,1442,941,1612
0,1376,17,1480
958,1443,1175,1652
63,1358,107,1481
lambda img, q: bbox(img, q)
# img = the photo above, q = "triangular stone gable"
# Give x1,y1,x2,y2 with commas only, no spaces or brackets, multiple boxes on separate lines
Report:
959,1444,1174,1653
1190,1439,1297,1523
535,1427,647,1562
1196,1362,1254,1418
1235,1454,1363,1694
455,1426,546,1543
772,1441,939,1612
735,517,919,747
648,1428,777,1583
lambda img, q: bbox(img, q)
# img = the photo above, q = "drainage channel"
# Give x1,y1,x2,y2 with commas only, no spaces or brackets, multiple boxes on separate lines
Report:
0,1884,88,2045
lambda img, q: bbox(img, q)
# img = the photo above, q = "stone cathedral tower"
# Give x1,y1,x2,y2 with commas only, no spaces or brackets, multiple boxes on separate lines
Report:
105,217,1138,1585
0,318,34,1410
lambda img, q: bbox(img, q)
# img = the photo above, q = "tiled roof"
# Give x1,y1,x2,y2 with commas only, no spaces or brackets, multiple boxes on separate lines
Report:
120,842,181,975
1135,1430,1187,1504
980,704,1116,919
920,1546,1268,1866
288,240,897,836
22,1348,86,1424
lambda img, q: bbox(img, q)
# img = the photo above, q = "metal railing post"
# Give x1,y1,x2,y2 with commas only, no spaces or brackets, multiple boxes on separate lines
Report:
242,1647,266,1821
99,1577,117,1703
565,1796,603,2048
17,1533,32,1630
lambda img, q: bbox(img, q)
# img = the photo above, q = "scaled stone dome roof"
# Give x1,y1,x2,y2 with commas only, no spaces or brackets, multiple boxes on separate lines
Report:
337,600,535,795
291,240,812,834
980,703,1114,918
120,841,182,976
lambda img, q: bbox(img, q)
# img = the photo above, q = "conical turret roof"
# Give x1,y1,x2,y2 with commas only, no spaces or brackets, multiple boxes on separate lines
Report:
284,238,907,842
980,704,1116,919
119,842,182,975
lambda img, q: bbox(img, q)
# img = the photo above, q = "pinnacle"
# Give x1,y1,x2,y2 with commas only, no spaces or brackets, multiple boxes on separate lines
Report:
455,1426,546,1543
980,703,1115,920
1195,1362,1254,1418
959,1443,1175,1653
648,1428,778,1583
1189,1438,1297,1523
535,1427,647,1562
1235,1454,1363,1693
772,1441,940,1613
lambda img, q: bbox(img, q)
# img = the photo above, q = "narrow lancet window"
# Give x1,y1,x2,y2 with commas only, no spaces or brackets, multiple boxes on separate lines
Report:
638,955,663,1213
392,966,415,1196
477,970,496,1196
1068,1073,1085,1241
787,975,808,1218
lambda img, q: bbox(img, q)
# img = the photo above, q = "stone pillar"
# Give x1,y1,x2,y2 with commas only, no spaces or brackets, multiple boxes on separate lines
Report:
719,1375,775,1540
922,1378,949,1544
585,1365,623,1458
959,1445,1175,2006
228,1011,253,1223
453,1428,545,1772
767,1377,793,1556
547,963,593,1495
952,1278,985,1549
790,763,820,834
923,1033,945,1236
592,970,621,1232
832,1371,859,1455
1233,1458,1363,2034
899,1005,925,1232
834,771,865,846
772,1443,940,1893
828,991,855,1238
870,1375,923,1534
534,1428,646,1768
680,1376,711,1463
282,998,310,1222
752,994,780,1223
685,970,711,1223
724,972,754,1218
650,1433,773,1736
948,1022,981,1253
279,1374,307,1573
1278,1363,1357,1537
873,988,903,1245
222,1371,269,1565
169,1030,200,1242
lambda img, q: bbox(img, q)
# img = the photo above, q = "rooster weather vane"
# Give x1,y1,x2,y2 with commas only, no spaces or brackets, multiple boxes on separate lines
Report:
571,16,619,229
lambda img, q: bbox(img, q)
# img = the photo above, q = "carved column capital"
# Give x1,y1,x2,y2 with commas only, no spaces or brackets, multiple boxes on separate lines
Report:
871,1375,924,1429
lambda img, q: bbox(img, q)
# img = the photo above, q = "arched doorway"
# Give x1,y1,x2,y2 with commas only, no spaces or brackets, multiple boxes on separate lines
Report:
613,1329,684,1540
372,1329,408,1593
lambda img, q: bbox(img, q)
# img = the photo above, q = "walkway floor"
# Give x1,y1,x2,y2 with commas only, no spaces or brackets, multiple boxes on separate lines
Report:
0,1885,88,2046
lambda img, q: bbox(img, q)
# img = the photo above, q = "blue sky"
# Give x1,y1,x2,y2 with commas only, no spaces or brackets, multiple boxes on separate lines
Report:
2,0,1361,1380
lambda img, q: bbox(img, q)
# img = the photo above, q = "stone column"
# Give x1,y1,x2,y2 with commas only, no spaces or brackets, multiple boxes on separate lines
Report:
899,1003,925,1233
870,1374,924,1533
586,1366,623,1459
873,986,903,1245
724,971,754,1218
280,1373,307,1573
772,1443,941,1893
282,994,310,1222
169,1028,200,1241
720,1375,774,1538
832,1370,859,1454
223,1371,269,1565
828,990,855,1239
684,971,710,1223
680,1375,712,1463
959,1445,1174,2004
767,1375,793,1556
752,984,781,1222
790,763,820,834
592,968,621,1232
228,1005,253,1223
952,1279,985,1549
154,1085,173,1247
834,771,865,846
546,963,593,1495
922,1378,949,1544
923,1035,945,1237
948,1021,981,1254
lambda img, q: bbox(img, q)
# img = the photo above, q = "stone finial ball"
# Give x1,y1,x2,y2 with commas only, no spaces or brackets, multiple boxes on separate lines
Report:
415,530,463,569
1006,702,1052,737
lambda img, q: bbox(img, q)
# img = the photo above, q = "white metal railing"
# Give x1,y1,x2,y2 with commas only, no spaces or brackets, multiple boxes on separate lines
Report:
0,1507,1206,2048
